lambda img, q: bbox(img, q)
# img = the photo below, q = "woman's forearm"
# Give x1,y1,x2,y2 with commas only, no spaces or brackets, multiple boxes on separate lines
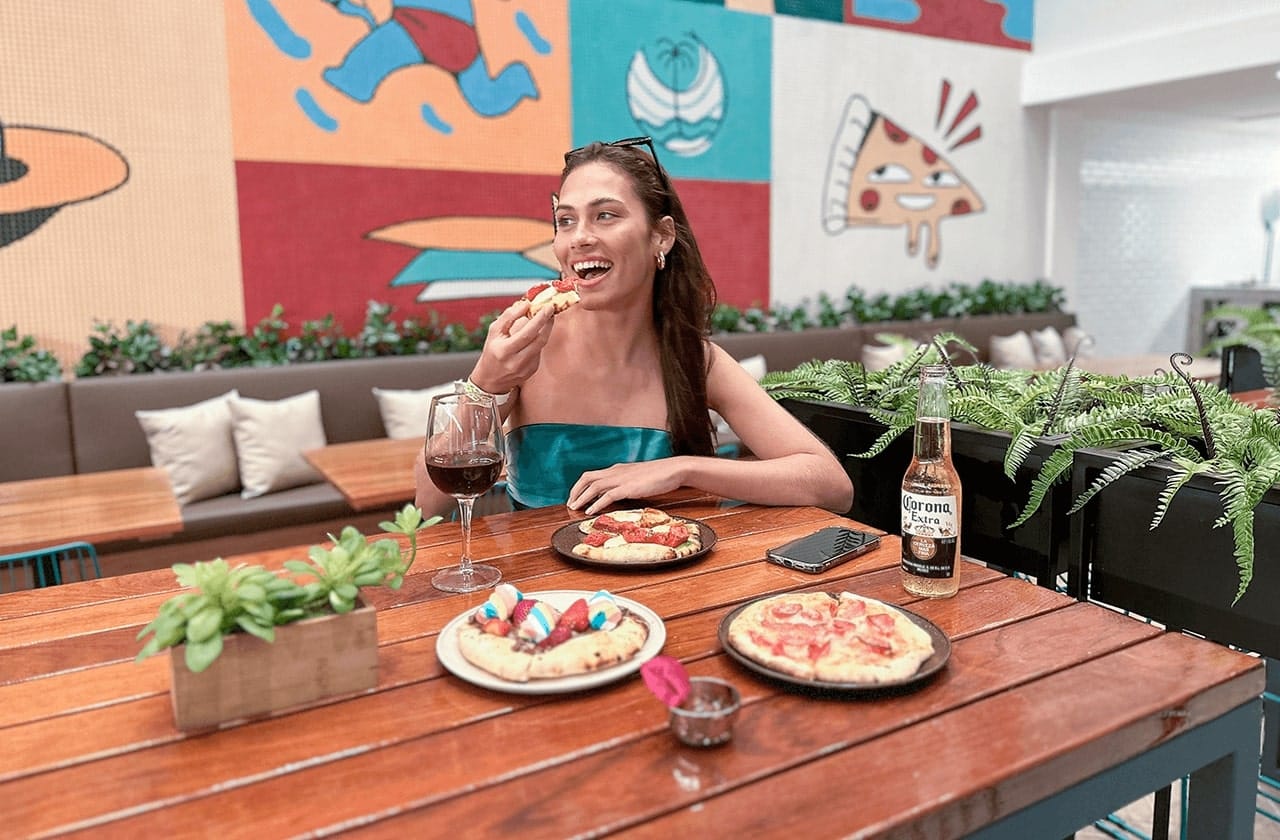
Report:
677,453,853,514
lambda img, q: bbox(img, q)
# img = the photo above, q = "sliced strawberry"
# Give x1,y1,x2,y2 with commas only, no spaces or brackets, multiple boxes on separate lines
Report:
592,514,629,534
653,524,690,547
481,618,511,636
524,283,550,301
537,622,574,650
510,598,537,625
611,523,688,547
561,598,590,632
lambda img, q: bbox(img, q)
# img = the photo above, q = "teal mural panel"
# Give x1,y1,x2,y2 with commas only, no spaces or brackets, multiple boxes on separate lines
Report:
776,0,844,22
569,0,771,182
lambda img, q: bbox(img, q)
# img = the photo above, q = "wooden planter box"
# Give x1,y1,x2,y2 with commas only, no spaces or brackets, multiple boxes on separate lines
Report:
1068,446,1280,659
783,399,1072,588
169,601,378,730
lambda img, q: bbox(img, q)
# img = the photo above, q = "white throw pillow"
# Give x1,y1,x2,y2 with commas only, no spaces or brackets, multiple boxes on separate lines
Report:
1062,326,1097,359
373,382,457,440
1030,327,1068,367
989,331,1037,370
228,391,327,499
136,391,241,505
861,343,906,372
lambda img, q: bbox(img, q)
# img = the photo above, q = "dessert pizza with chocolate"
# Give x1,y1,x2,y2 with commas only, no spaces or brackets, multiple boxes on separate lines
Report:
727,591,935,684
572,508,703,564
455,585,649,682
523,278,580,316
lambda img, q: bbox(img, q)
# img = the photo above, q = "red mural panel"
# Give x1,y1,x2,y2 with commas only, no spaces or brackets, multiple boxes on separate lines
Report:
676,179,771,310
237,162,559,330
846,0,1030,50
237,162,768,331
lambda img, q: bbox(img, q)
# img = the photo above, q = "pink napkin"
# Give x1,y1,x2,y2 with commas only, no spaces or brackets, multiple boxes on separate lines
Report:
641,655,691,708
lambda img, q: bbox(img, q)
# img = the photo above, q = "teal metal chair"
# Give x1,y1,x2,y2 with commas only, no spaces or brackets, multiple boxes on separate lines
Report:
0,541,101,593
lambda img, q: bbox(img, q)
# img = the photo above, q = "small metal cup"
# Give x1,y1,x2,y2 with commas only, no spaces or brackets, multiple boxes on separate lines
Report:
668,677,740,747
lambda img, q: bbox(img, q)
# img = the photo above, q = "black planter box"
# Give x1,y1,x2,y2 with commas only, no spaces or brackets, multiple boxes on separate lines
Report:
781,400,912,534
783,399,1071,587
1068,446,1280,660
950,424,1072,591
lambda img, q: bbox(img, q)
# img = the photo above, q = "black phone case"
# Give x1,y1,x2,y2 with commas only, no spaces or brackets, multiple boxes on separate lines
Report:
766,526,881,573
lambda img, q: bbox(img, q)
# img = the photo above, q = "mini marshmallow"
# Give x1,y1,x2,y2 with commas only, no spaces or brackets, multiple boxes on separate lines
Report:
473,583,523,623
588,589,623,631
516,601,559,643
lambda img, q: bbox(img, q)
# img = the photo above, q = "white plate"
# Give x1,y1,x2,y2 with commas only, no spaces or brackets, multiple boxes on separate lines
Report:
436,589,667,695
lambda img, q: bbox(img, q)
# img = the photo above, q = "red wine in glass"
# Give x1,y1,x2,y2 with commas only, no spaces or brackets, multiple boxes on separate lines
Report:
425,451,502,496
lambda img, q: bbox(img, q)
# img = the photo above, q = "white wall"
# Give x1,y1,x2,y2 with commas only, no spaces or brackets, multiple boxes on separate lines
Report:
772,17,1046,306
1026,1,1280,104
1070,116,1280,355
1033,0,1279,54
1032,0,1280,355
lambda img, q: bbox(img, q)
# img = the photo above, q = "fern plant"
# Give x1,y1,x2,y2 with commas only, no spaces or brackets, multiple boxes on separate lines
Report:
1201,303,1280,389
1018,356,1276,603
766,343,1278,603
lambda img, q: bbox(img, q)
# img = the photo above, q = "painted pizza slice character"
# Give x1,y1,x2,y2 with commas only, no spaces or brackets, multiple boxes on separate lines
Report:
823,94,983,268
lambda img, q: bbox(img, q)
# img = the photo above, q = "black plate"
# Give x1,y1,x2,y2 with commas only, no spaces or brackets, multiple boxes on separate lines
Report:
717,595,951,692
551,517,717,567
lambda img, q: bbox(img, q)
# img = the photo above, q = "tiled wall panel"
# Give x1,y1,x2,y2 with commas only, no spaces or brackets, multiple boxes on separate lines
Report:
1074,118,1280,356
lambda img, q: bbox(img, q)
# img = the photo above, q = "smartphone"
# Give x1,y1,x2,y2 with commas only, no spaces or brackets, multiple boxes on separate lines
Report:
765,526,881,573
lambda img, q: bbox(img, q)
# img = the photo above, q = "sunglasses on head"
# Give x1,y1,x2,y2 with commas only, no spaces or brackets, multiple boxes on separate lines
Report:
565,135,662,169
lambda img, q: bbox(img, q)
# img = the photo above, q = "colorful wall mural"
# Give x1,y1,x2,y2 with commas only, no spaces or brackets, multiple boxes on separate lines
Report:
0,0,1038,369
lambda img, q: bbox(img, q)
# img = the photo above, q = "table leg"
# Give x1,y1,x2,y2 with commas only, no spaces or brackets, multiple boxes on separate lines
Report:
1263,659,1278,780
968,699,1261,840
1151,785,1171,840
1182,701,1260,838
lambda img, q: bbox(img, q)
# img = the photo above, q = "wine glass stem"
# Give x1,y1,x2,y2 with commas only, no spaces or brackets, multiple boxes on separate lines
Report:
457,496,476,576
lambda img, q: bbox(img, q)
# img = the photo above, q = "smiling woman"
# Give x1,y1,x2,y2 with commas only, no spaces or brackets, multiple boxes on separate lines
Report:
414,137,853,520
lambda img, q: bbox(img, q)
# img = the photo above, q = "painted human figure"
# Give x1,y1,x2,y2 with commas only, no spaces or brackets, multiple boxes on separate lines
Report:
322,0,538,117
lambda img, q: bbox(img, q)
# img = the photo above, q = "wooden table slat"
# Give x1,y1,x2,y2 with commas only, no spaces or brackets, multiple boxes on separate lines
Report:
0,467,182,556
304,437,423,511
611,633,1262,839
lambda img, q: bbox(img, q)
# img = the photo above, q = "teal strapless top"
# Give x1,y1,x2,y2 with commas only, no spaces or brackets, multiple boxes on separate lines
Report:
505,423,674,509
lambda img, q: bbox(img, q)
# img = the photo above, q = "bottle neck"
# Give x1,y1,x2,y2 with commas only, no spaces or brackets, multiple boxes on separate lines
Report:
914,365,951,460
913,416,951,460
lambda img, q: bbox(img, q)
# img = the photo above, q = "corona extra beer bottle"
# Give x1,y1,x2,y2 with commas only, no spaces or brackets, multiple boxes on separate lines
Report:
900,364,961,597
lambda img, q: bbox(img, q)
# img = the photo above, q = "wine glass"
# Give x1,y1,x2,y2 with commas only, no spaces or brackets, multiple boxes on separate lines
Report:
424,392,505,593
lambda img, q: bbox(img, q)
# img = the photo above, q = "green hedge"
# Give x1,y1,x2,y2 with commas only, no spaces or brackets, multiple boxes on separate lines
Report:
3,279,1065,382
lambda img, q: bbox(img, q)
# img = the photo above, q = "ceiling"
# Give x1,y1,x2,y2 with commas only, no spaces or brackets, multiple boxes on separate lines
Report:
1068,62,1280,134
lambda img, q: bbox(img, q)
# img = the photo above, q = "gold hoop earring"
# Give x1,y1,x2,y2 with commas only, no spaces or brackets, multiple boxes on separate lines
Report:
657,251,666,270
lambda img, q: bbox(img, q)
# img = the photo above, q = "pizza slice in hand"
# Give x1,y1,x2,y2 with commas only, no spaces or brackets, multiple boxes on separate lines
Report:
523,277,580,316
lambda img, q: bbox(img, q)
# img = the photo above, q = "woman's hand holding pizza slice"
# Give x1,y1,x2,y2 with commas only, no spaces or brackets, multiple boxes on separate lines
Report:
468,294,558,398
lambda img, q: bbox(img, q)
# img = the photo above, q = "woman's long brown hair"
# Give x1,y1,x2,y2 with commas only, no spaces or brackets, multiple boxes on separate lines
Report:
560,143,717,456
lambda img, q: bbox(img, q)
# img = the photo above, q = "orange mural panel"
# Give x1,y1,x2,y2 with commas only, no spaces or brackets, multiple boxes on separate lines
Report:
224,0,569,174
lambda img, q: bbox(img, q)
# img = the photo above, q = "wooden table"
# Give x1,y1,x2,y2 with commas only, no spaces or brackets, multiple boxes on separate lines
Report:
1049,353,1221,381
304,437,422,511
1232,387,1274,409
0,467,183,555
0,495,1263,837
